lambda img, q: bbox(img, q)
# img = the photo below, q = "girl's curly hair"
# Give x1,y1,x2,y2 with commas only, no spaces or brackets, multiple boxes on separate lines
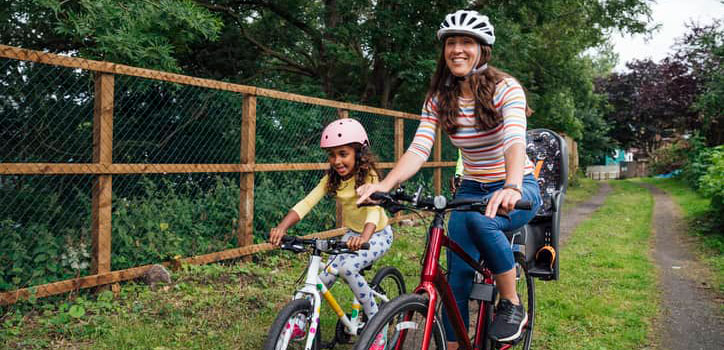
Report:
325,143,382,197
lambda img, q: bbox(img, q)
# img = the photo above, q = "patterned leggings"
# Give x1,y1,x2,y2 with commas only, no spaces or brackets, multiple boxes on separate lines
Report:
318,225,393,318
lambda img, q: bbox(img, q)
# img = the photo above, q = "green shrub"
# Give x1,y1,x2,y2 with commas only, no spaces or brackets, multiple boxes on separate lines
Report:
111,176,242,269
698,145,724,219
680,134,712,189
649,139,690,175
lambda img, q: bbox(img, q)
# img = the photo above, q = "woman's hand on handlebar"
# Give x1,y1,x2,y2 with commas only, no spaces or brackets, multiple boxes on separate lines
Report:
269,227,287,246
485,188,523,218
356,183,387,205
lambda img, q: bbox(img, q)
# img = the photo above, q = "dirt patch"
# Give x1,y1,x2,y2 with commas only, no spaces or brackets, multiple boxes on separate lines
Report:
642,184,724,349
559,182,612,245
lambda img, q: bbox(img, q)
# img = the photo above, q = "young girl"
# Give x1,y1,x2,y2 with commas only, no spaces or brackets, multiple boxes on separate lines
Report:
269,118,393,348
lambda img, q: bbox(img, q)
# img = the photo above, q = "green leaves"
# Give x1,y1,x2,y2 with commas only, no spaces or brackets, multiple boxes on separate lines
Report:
68,304,86,319
38,0,223,71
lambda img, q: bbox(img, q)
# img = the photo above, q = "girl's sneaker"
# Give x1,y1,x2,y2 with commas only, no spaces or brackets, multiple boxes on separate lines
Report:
369,325,388,350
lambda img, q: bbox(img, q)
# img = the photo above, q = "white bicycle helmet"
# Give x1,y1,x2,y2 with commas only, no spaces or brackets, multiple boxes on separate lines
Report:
437,10,495,46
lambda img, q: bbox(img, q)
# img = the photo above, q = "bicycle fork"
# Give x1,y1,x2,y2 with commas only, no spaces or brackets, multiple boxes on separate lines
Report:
292,255,365,350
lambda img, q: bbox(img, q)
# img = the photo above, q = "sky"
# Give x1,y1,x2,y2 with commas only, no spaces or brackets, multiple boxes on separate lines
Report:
612,0,724,71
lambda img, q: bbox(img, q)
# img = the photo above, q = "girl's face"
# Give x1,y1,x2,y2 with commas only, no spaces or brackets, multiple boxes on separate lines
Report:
444,35,480,77
327,145,356,178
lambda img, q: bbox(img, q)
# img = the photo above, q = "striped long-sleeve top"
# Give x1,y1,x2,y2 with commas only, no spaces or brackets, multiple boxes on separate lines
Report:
408,77,534,183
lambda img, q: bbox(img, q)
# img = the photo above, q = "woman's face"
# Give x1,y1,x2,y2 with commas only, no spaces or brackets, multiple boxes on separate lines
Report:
444,35,480,77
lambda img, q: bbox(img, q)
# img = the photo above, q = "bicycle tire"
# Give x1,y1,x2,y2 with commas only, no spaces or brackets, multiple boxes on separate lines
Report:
512,258,535,350
264,299,320,350
353,294,447,350
370,266,407,303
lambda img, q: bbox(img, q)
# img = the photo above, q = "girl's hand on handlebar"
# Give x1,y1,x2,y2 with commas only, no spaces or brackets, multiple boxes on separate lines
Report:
485,188,522,218
346,236,369,251
269,227,286,246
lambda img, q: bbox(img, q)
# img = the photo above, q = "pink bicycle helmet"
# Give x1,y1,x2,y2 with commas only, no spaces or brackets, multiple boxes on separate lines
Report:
320,118,370,148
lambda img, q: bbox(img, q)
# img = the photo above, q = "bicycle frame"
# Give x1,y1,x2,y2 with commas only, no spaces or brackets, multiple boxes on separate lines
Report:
408,212,521,350
291,251,388,350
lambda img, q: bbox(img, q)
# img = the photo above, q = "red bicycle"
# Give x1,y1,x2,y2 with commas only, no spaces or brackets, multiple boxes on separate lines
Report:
353,187,534,350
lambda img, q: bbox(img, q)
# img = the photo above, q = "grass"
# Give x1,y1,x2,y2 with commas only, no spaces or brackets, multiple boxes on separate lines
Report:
534,181,658,349
637,177,723,295
2,179,661,350
0,224,428,350
564,176,600,207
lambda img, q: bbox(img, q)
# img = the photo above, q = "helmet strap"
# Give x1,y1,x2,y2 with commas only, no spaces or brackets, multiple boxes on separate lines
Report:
463,45,487,79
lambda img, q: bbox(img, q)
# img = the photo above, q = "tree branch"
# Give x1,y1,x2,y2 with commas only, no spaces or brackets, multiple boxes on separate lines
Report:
195,0,318,77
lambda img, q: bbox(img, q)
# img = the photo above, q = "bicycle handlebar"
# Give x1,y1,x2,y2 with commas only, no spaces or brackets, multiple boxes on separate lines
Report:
365,188,532,213
279,235,370,254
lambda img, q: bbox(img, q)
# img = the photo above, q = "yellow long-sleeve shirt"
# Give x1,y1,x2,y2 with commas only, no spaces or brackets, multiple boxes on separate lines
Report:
291,173,389,233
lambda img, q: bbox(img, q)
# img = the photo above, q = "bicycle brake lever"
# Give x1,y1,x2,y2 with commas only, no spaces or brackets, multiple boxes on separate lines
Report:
388,205,405,214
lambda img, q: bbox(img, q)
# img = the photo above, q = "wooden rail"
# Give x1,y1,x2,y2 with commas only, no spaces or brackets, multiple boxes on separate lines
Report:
0,45,420,120
0,44,454,303
0,162,454,175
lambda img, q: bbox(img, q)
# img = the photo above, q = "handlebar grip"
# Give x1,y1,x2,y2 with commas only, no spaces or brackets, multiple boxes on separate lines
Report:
370,192,390,201
334,241,371,250
515,200,532,210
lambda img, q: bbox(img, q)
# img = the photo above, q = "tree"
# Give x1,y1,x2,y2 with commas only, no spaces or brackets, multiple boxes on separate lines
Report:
2,0,223,71
597,58,698,155
674,20,723,145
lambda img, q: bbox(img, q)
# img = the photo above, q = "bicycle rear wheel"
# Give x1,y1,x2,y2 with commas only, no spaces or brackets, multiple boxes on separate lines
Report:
264,299,320,350
370,266,406,303
515,258,535,349
490,259,535,350
353,294,446,350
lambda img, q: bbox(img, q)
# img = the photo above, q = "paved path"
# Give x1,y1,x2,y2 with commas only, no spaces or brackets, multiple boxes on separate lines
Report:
643,184,724,350
559,182,612,245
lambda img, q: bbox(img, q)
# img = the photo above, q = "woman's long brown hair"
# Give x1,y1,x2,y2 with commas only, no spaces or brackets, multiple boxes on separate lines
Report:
325,143,381,197
425,44,532,134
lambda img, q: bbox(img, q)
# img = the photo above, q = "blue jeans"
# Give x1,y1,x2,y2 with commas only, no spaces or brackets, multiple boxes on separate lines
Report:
442,174,542,341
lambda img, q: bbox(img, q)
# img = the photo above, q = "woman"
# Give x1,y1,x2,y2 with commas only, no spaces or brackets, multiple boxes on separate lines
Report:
356,9,542,348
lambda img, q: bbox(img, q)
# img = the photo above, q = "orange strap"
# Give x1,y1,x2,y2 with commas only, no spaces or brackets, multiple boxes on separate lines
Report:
533,160,544,179
535,245,556,270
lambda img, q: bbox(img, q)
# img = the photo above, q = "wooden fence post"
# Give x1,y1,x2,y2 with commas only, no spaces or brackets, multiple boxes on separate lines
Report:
240,95,256,254
337,109,349,119
395,118,404,161
91,73,114,276
394,118,405,218
433,125,442,195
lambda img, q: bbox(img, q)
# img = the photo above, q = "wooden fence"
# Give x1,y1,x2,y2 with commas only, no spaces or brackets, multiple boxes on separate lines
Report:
0,44,454,304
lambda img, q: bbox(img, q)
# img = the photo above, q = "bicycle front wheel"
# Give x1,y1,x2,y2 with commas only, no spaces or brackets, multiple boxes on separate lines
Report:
263,299,320,350
353,294,446,350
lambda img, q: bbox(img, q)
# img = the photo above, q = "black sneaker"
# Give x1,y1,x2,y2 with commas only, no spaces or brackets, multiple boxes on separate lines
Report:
489,298,528,342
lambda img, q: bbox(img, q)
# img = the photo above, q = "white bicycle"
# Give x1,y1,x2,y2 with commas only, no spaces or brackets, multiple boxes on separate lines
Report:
264,235,406,350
